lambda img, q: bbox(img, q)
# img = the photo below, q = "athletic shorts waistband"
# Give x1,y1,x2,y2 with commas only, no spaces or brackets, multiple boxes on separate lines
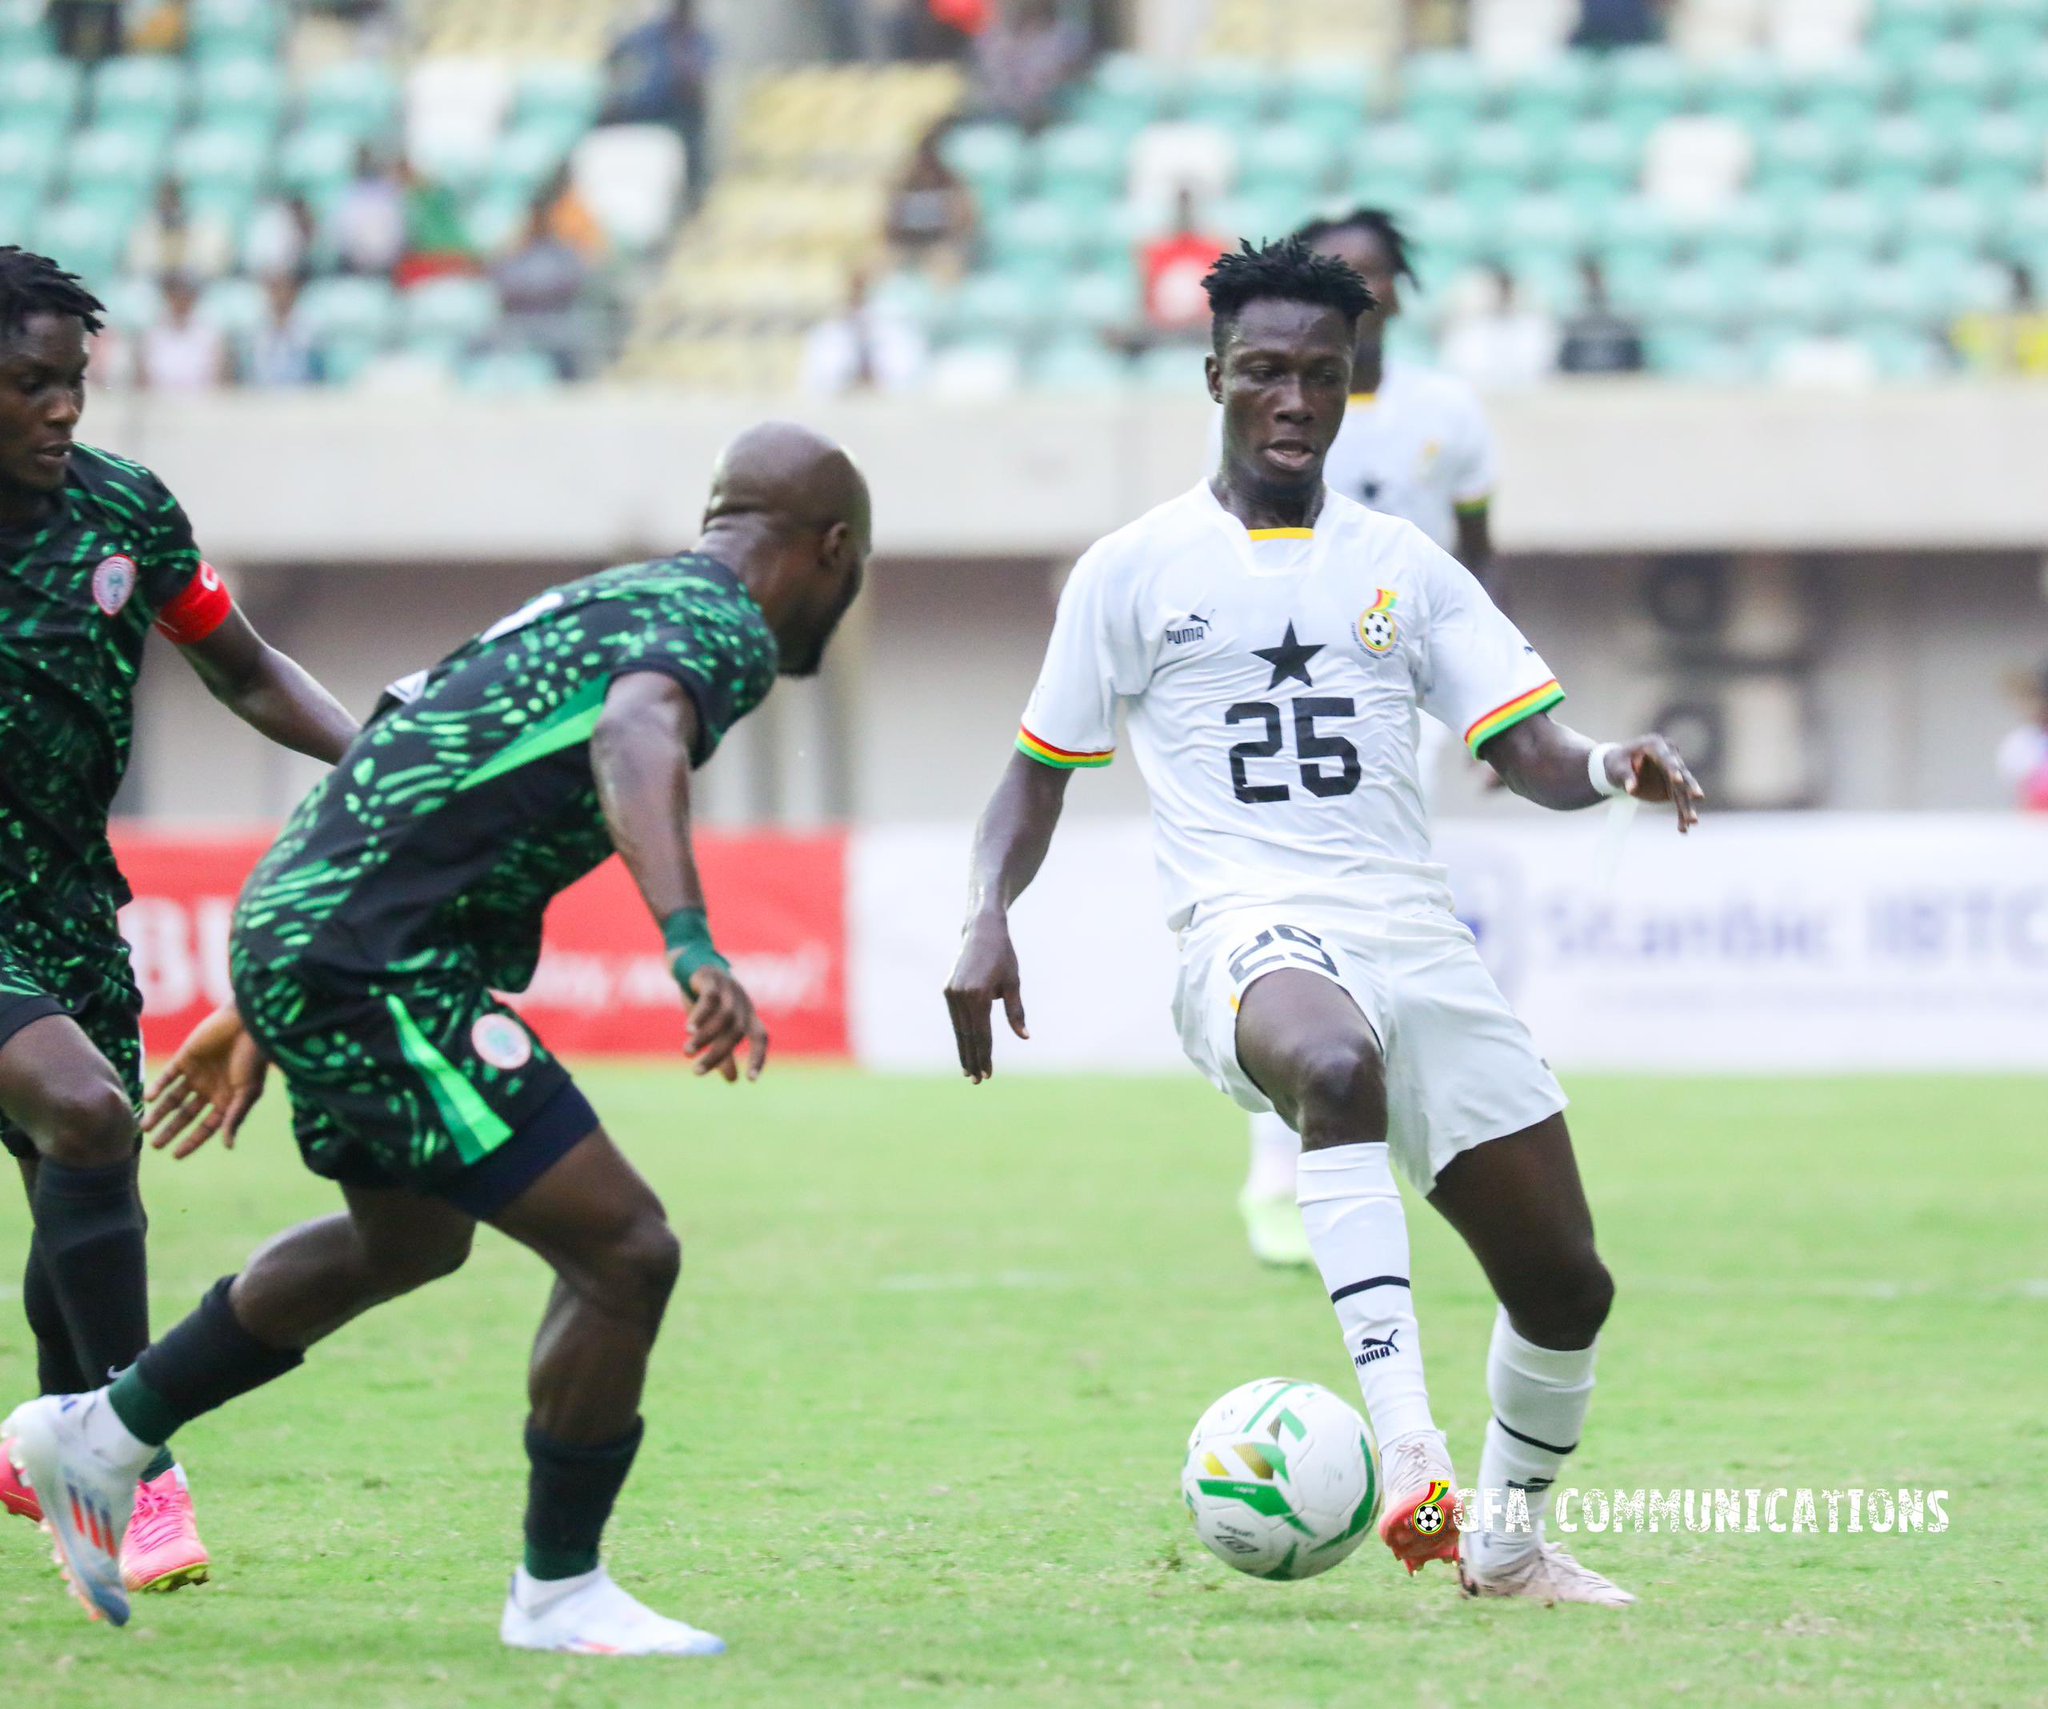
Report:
440,1078,601,1220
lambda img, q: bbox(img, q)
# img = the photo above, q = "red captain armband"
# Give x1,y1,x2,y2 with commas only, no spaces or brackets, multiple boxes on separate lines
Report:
154,560,235,645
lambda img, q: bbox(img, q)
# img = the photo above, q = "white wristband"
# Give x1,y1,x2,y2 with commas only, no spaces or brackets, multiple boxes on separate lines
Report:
1588,742,1627,798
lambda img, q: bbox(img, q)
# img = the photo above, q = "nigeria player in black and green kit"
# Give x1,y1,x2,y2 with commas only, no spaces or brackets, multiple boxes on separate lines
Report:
6,421,872,1652
0,250,359,1594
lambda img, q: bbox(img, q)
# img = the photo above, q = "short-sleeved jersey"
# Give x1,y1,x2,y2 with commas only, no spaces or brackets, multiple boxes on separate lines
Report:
0,444,226,951
234,554,778,991
1320,361,1497,553
1016,484,1560,928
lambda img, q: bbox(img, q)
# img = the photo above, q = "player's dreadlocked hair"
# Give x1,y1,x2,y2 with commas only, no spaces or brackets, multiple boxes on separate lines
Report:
1294,207,1420,286
0,247,105,347
1201,237,1374,354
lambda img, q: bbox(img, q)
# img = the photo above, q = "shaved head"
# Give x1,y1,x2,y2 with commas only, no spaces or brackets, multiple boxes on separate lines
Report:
699,421,872,679
704,421,871,554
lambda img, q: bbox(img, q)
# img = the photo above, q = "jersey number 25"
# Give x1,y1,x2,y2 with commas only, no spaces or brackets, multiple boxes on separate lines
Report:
1225,698,1362,804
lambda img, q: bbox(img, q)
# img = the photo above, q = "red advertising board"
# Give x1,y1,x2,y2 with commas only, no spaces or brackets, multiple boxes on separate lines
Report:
110,827,849,1061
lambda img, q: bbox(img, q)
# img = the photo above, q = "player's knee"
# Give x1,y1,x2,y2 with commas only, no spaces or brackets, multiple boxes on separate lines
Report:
1513,1252,1614,1348
1289,1035,1387,1148
39,1077,137,1167
592,1214,681,1325
376,1227,473,1295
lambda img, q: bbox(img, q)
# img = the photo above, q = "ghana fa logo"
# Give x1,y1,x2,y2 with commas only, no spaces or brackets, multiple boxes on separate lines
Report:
92,554,137,616
1356,588,1399,655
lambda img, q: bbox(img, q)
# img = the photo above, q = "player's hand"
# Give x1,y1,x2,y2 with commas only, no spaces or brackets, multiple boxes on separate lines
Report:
685,966,768,1082
944,913,1029,1084
144,1003,270,1158
1613,735,1706,833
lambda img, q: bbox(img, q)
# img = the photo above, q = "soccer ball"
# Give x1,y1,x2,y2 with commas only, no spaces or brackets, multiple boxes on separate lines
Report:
1181,1377,1380,1581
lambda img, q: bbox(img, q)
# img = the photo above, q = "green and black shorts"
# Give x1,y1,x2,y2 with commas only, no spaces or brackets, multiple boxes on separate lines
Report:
230,950,597,1218
0,927,143,1163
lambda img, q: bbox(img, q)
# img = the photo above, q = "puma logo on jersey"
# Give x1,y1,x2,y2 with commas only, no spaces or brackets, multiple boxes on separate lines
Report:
1165,612,1212,645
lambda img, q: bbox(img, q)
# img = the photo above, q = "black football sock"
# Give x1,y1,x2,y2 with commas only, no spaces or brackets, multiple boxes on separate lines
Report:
108,1277,304,1447
523,1417,644,1582
22,1236,90,1395
30,1157,149,1385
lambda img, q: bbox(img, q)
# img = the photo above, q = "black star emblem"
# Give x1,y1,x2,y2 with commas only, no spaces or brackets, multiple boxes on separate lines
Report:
1252,622,1322,690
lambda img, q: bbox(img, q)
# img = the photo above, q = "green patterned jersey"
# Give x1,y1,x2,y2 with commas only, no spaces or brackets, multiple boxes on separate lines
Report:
234,554,779,992
0,443,211,970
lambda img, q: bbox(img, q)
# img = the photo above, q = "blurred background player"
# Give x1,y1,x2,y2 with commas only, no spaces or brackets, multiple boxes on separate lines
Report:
946,238,1703,1605
0,247,357,1596
1235,207,1503,1269
5,423,871,1649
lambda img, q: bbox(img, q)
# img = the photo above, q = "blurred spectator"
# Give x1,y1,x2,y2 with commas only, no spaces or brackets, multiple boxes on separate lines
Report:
395,160,480,288
1557,258,1644,375
491,205,596,380
128,182,236,282
139,275,229,392
1573,0,1667,48
240,273,322,388
887,121,977,282
127,0,189,53
1140,190,1226,339
1440,264,1557,390
333,147,407,277
50,0,121,60
800,269,928,394
245,194,323,283
603,0,715,207
1951,263,2048,378
1771,326,1878,387
972,0,1090,132
893,0,987,59
1996,664,2048,812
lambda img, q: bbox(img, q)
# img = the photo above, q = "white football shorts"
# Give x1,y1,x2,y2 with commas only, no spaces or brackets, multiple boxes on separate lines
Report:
1173,898,1567,1190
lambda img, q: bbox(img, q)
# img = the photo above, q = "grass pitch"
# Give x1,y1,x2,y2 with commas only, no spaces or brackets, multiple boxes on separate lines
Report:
1,1068,2041,1708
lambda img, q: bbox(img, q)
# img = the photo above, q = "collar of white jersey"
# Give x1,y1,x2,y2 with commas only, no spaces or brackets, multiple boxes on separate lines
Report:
1195,480,1333,577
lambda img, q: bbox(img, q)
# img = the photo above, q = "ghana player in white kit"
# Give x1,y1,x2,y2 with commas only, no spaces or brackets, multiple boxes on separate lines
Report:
945,240,1702,1605
1235,208,1503,1269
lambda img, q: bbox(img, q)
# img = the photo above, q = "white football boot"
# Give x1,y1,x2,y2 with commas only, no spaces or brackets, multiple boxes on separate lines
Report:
2,1394,141,1626
501,1565,726,1656
1377,1428,1461,1573
1459,1535,1638,1607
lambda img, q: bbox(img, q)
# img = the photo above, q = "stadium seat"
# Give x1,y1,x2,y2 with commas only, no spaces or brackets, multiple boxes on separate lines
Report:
1858,116,1946,197
1756,118,1851,195
1453,121,1541,198
1131,340,1205,392
940,272,1044,343
193,56,284,131
0,126,63,199
1766,0,1876,67
1900,248,2013,318
0,56,82,133
1236,127,1336,201
986,199,1088,273
1055,269,1138,331
1029,338,1129,391
1905,188,1992,256
1070,54,1165,136
0,182,37,248
67,126,164,202
1974,0,2048,59
1696,54,1785,133
1791,57,1892,131
173,125,268,199
188,0,285,58
33,197,131,285
1801,190,1898,260
1400,51,1488,129
0,0,50,57
1959,114,2046,202
278,128,361,201
1409,198,1485,276
1646,326,1752,380
1753,261,1833,335
97,275,164,335
926,340,1022,399
1643,117,1755,221
1339,125,1441,202
942,124,1030,208
407,57,515,178
296,275,399,350
303,59,402,142
1557,121,1639,197
1603,47,1689,136
1500,194,1589,268
1503,52,1597,133
195,275,268,340
570,126,686,253
1210,190,1312,248
1182,61,1272,131
1285,61,1375,145
462,348,563,393
90,57,186,135
516,62,604,135
490,122,579,204
1036,124,1126,204
403,276,500,347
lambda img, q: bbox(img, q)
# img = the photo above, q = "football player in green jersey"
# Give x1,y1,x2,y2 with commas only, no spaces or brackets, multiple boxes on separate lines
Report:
0,249,358,1593
7,422,871,1651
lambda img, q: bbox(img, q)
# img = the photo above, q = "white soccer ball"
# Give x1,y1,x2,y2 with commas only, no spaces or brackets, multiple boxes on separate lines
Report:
1181,1377,1381,1581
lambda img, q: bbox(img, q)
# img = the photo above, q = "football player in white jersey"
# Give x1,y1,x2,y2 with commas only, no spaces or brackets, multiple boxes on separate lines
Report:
945,240,1701,1605
1236,208,1502,1269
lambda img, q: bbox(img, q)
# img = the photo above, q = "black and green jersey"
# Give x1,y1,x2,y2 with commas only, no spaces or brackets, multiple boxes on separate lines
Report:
233,554,779,994
0,442,213,985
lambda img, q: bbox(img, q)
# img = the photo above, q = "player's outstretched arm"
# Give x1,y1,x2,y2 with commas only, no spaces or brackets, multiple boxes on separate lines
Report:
143,1003,270,1158
592,670,767,1083
1481,713,1705,832
944,751,1071,1083
181,606,359,764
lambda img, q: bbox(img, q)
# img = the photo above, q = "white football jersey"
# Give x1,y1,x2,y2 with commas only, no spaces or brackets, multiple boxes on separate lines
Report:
1018,484,1562,928
1321,361,1497,554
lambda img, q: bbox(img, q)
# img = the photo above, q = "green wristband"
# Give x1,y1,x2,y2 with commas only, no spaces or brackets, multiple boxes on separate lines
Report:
662,907,730,987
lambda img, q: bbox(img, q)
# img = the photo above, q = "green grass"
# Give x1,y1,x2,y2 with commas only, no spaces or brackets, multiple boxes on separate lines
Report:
2,1070,2043,1707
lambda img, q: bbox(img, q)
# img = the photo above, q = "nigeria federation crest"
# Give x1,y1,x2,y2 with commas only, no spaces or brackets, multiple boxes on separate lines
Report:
470,1013,534,1071
1356,588,1398,655
92,554,137,616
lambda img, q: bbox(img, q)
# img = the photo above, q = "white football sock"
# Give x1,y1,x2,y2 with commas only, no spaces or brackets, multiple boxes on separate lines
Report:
1243,1110,1300,1200
1296,1142,1436,1446
1472,1307,1597,1563
513,1562,604,1610
79,1390,155,1479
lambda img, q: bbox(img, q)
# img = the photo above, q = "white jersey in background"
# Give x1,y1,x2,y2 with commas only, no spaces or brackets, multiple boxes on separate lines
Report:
1320,361,1496,555
1017,483,1559,932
